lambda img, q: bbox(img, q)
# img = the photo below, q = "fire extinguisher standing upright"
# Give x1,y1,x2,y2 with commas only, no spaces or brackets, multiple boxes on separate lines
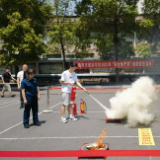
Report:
80,99,87,114
70,86,77,116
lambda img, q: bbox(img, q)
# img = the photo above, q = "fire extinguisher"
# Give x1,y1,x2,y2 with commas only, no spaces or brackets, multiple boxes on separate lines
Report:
80,99,87,114
70,86,77,116
70,86,76,104
72,103,77,116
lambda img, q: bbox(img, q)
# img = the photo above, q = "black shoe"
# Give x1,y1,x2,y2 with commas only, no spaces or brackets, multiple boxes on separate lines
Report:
24,124,30,128
34,123,41,126
12,94,16,97
1,95,4,98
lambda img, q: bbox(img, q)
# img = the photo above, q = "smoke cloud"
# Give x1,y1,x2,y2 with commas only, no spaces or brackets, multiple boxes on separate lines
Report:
106,77,157,127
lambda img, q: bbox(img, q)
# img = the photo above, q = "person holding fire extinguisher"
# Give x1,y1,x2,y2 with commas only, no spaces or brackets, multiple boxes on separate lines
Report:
60,62,86,123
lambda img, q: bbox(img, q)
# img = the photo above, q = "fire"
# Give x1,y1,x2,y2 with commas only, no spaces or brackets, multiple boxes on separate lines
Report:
94,128,107,145
87,129,107,150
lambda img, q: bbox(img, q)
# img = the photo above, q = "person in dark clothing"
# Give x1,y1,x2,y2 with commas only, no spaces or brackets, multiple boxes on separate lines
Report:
21,69,41,128
1,67,17,97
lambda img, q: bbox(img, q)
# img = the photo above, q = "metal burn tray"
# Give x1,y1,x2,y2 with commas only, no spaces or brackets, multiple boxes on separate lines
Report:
78,143,109,160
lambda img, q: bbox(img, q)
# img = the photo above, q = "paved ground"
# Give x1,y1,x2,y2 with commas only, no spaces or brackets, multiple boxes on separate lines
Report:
0,88,160,160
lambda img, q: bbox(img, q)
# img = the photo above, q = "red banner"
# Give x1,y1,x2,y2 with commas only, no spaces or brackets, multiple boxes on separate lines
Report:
0,150,160,157
76,60,155,69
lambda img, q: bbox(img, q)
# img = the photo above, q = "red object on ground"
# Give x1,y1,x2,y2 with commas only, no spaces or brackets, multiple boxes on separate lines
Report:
72,103,77,116
78,143,109,160
105,118,122,123
50,86,160,91
50,86,125,91
70,86,76,104
1,150,160,158
80,100,85,114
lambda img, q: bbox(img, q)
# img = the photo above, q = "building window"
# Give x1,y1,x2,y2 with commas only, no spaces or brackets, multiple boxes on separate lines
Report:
39,63,62,74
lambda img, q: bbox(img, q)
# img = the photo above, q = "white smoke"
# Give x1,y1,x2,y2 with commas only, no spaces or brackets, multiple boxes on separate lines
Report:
106,77,157,127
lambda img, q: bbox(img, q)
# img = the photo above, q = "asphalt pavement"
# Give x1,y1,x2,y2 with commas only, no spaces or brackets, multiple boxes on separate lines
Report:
0,88,160,160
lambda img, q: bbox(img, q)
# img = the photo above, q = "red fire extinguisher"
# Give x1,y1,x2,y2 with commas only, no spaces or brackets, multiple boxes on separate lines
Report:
80,99,87,114
72,103,77,116
70,86,77,116
70,86,76,104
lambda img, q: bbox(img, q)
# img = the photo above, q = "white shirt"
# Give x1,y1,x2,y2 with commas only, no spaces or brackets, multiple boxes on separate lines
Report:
60,70,78,93
17,71,25,86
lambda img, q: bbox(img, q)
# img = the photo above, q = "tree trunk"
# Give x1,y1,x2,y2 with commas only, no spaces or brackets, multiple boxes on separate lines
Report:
60,37,66,71
114,14,119,83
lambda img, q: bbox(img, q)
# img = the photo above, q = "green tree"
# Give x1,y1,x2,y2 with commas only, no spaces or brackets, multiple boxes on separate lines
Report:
76,0,139,82
43,42,62,58
0,0,52,69
140,0,160,55
135,42,151,58
0,0,52,35
94,35,114,60
0,12,45,66
47,0,76,70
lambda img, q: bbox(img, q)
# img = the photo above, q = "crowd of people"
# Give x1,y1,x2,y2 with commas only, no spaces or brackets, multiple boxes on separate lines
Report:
0,62,86,128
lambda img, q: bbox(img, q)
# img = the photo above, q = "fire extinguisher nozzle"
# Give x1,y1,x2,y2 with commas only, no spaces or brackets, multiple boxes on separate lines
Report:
84,91,89,95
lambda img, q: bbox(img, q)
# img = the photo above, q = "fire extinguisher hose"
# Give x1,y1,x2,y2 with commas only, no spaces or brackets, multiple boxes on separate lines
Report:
74,83,90,95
